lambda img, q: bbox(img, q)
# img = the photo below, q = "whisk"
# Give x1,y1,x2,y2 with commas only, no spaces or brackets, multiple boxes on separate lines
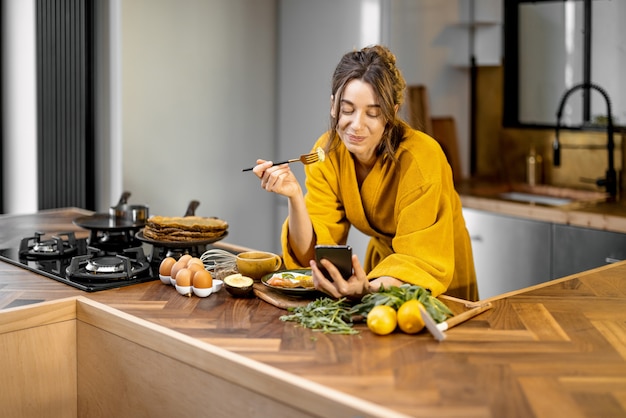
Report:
242,147,325,172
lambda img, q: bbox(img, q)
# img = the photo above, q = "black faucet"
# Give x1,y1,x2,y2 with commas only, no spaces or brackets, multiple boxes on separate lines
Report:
553,82,617,198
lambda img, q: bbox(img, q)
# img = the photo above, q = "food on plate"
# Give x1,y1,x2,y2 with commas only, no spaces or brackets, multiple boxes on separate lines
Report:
143,216,228,242
267,272,314,289
223,273,254,297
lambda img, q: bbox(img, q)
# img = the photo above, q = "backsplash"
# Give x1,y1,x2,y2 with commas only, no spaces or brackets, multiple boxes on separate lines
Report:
473,66,625,196
499,129,623,192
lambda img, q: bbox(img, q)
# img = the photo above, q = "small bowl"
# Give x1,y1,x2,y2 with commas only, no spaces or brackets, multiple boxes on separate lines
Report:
212,279,223,293
170,276,176,286
192,286,213,298
175,285,192,296
159,274,171,285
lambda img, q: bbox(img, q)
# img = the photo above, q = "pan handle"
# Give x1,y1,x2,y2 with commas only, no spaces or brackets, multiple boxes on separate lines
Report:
185,200,200,217
115,191,132,206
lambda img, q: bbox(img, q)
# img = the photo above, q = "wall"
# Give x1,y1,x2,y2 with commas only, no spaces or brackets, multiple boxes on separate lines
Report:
2,0,479,256
1,0,38,213
120,0,278,252
276,0,387,258
276,0,478,257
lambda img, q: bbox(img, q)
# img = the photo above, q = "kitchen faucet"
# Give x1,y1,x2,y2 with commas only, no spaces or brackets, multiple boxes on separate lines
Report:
553,82,617,198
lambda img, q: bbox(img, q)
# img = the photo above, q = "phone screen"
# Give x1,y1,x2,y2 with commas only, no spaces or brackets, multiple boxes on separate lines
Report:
314,245,352,279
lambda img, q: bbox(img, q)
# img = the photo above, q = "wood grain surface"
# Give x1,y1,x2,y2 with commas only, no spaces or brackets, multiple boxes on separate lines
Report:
1,209,626,417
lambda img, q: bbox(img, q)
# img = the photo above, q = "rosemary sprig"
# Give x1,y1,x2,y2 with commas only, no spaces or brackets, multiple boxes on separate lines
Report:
280,297,358,335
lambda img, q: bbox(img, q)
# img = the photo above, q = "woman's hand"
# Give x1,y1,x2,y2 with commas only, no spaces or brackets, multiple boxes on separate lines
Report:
310,254,371,300
252,160,301,198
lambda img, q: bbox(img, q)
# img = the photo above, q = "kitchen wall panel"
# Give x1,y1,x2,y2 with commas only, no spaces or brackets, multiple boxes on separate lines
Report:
120,0,278,252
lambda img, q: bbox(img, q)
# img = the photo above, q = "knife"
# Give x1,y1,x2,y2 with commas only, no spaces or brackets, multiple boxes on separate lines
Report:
419,302,493,342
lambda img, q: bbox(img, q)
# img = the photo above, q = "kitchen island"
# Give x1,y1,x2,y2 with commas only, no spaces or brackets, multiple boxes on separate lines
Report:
1,209,625,417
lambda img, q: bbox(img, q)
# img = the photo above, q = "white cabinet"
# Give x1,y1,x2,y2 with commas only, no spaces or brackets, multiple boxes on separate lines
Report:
552,224,626,279
463,208,552,299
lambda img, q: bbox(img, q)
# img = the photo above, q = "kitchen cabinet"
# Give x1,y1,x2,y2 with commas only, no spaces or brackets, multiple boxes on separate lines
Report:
552,224,626,279
463,208,552,299
464,207,626,298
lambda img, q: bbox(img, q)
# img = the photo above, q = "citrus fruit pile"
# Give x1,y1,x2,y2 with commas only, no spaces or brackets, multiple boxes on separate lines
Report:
280,284,453,336
353,284,453,336
366,299,426,335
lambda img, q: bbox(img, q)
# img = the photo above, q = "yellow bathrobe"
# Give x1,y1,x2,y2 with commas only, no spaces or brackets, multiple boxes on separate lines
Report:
281,128,478,301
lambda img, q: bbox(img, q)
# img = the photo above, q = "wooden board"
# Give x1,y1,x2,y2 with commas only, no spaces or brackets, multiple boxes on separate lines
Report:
407,85,433,135
432,116,462,181
253,282,317,309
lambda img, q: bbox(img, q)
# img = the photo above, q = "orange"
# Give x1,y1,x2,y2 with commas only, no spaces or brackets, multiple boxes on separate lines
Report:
367,305,397,335
397,300,425,334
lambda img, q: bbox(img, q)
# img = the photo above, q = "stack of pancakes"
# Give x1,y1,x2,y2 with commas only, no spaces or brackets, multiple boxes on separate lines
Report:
143,216,228,242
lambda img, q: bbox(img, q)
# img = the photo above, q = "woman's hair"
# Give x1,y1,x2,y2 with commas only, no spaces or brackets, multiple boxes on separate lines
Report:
327,45,408,163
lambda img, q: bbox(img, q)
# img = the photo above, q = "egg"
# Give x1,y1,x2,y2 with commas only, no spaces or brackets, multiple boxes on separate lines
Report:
175,268,192,287
187,257,203,267
178,254,193,265
170,259,188,283
192,269,213,289
159,257,176,276
175,269,192,296
187,263,204,275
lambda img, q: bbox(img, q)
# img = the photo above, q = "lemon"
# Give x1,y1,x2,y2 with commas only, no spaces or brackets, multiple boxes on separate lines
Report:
397,300,425,334
367,305,397,335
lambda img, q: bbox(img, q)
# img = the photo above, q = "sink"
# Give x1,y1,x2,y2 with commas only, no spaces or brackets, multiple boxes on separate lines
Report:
472,183,609,207
498,192,574,206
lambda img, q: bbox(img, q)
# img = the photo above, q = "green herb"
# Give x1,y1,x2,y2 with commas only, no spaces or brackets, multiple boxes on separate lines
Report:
350,284,453,324
280,297,359,335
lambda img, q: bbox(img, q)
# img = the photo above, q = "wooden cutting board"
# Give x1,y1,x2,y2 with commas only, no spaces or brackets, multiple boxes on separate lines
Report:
253,283,320,310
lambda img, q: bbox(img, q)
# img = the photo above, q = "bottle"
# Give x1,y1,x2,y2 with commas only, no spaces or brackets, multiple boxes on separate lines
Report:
526,145,543,186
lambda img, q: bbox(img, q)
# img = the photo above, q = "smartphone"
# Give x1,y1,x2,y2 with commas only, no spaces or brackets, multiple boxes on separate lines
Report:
315,245,353,280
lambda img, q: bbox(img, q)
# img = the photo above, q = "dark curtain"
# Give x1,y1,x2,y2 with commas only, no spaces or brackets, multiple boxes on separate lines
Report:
36,0,96,210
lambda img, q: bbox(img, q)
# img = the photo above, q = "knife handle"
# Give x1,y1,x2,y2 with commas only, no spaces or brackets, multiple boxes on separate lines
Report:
438,302,492,331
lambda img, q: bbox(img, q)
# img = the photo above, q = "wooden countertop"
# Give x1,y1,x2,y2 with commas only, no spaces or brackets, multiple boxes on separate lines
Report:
457,179,626,233
1,209,625,417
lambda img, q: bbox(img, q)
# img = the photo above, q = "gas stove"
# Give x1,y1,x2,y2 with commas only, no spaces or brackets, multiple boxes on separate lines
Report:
0,211,224,292
0,230,157,292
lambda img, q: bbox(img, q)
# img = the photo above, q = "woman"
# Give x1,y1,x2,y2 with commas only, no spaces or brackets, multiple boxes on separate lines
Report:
253,45,478,301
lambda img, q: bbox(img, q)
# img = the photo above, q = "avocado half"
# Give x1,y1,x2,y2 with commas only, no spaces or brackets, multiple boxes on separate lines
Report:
223,273,254,297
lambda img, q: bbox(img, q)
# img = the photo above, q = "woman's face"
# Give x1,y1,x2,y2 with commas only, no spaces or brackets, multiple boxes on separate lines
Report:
334,79,386,164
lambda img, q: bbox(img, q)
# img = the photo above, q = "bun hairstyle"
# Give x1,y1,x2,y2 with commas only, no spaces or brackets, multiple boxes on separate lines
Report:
327,45,408,163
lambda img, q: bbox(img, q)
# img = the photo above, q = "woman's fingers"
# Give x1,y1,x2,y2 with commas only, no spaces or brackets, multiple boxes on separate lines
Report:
310,256,369,299
310,260,342,298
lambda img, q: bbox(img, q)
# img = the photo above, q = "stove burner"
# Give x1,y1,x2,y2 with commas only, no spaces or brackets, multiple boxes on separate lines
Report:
66,247,150,282
19,232,79,259
88,229,140,253
86,256,126,273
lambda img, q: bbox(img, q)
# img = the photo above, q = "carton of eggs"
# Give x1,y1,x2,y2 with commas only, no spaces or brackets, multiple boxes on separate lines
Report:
159,256,222,298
